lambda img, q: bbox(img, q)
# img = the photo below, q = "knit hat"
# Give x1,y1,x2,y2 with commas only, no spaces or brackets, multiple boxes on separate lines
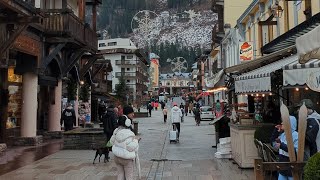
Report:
296,99,314,109
123,106,134,115
173,102,177,106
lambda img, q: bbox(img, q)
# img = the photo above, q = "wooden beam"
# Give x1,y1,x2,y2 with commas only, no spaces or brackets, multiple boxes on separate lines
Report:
63,49,86,76
284,0,289,32
62,0,67,9
92,63,106,78
92,4,97,32
0,16,41,24
79,55,100,78
0,23,28,55
258,21,277,26
41,43,66,70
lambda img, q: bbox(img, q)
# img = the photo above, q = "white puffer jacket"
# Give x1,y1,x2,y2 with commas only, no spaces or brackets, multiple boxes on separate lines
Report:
110,127,139,160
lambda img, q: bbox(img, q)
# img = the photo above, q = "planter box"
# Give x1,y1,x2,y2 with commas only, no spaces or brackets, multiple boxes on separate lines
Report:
134,112,148,118
63,128,105,150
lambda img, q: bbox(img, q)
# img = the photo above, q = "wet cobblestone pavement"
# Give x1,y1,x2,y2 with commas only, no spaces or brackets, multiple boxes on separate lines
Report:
0,109,253,180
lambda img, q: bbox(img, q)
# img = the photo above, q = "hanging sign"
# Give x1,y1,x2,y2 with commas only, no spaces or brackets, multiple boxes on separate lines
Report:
239,41,253,62
306,71,320,92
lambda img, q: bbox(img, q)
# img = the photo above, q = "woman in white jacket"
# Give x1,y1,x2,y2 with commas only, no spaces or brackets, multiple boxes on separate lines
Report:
111,115,139,180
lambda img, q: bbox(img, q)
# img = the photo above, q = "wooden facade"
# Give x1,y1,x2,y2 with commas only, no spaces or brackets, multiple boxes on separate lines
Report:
0,0,102,143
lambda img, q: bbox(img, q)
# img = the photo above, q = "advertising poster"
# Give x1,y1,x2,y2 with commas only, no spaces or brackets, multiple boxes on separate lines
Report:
239,41,253,62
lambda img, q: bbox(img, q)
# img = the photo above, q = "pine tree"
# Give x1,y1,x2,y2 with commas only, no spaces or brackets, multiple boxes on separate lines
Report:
115,76,129,103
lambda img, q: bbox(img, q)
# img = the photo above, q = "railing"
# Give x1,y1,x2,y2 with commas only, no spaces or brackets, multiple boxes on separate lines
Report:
115,72,136,78
115,60,137,65
43,9,97,51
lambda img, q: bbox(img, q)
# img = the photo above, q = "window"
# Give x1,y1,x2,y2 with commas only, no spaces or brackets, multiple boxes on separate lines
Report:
99,43,106,47
127,68,130,71
127,80,130,83
127,55,133,59
167,82,170,86
108,42,117,46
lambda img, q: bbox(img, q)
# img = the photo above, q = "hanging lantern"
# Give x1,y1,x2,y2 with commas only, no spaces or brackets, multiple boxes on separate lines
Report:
271,1,283,18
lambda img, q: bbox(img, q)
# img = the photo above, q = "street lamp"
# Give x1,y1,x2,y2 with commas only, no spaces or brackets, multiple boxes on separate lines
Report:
271,1,283,18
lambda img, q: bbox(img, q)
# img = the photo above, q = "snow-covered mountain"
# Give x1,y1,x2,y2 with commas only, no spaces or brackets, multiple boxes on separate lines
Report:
97,0,217,50
131,10,217,49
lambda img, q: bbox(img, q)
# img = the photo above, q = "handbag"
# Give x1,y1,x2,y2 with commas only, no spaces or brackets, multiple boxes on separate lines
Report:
106,140,112,148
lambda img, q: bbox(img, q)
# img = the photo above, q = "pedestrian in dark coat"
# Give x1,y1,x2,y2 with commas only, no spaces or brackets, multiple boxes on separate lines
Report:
147,103,153,117
102,105,118,142
61,103,76,131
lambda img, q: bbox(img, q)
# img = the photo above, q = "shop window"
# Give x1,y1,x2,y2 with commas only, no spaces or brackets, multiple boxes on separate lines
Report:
8,67,22,83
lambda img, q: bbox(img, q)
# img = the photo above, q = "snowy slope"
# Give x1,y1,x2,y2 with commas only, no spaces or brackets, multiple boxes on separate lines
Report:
130,9,217,49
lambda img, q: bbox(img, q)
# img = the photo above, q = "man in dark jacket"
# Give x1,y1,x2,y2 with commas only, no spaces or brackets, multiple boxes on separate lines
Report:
102,105,118,142
61,103,76,131
297,99,320,159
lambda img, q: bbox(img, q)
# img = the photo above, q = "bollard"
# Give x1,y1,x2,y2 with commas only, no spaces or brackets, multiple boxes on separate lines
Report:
133,121,139,135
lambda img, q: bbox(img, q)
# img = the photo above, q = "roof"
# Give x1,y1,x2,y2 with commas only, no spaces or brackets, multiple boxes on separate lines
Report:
225,45,296,74
236,55,298,81
159,73,192,80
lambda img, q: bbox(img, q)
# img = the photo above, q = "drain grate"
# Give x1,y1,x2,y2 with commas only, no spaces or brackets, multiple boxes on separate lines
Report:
150,159,182,162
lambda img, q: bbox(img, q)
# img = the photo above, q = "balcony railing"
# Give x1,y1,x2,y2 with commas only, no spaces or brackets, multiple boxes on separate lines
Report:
115,72,136,78
115,60,137,65
43,9,97,51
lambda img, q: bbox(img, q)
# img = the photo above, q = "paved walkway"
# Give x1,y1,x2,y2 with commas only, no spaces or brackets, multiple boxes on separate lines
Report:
0,109,253,180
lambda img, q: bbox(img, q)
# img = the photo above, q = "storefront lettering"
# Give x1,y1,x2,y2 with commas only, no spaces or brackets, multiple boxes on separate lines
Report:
235,77,271,93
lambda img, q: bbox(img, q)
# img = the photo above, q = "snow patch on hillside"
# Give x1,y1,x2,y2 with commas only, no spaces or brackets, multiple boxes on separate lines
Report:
130,10,217,49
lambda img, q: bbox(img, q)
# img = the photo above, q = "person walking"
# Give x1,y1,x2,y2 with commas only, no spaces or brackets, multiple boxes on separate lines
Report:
61,103,76,131
185,102,188,116
111,116,140,180
163,106,168,123
147,103,153,117
171,102,182,141
102,105,118,144
194,106,201,126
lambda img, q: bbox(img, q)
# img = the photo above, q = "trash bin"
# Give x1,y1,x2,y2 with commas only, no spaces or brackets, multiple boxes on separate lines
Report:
133,121,139,135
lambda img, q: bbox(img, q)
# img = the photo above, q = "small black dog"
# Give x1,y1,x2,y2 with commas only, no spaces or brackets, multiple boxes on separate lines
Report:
93,146,110,164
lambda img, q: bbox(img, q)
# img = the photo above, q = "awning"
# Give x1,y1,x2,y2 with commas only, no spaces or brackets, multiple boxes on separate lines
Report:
225,45,295,74
235,55,297,93
296,24,320,64
205,69,224,88
262,12,320,54
283,59,320,86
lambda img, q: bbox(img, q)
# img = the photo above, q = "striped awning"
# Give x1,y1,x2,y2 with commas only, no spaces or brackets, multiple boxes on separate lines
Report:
283,59,320,86
235,55,297,93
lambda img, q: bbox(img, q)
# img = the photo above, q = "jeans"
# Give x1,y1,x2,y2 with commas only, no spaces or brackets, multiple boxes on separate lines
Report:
278,174,293,180
114,156,134,180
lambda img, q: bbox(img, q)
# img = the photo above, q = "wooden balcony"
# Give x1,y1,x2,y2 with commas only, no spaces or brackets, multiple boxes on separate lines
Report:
43,9,97,52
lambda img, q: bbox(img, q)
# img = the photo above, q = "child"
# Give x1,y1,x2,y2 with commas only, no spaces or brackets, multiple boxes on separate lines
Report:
163,106,168,123
274,116,298,180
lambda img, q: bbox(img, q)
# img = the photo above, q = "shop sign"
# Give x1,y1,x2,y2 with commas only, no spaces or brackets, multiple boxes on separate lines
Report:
13,35,41,56
239,41,253,62
306,71,320,92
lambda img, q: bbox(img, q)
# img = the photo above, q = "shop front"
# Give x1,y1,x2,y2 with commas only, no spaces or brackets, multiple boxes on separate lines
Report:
283,59,320,112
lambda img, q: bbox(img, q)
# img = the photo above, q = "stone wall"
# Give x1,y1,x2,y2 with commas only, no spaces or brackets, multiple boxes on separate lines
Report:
63,128,106,150
12,136,43,146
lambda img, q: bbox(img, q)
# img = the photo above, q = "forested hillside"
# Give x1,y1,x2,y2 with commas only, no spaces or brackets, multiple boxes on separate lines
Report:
97,0,216,71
